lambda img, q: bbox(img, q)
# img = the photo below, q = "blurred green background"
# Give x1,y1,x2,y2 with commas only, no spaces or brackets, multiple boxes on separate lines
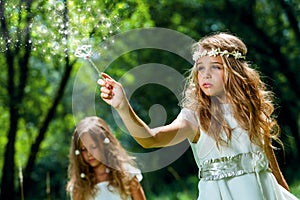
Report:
0,0,300,199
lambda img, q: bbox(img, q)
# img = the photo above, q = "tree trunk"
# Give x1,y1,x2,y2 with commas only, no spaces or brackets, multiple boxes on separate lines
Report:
0,1,32,199
23,1,74,198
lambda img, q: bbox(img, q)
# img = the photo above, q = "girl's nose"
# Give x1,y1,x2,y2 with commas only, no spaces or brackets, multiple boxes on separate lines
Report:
202,69,211,79
87,151,92,156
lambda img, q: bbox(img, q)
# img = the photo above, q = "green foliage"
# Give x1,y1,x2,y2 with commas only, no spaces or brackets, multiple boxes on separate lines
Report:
1,0,300,199
290,180,300,198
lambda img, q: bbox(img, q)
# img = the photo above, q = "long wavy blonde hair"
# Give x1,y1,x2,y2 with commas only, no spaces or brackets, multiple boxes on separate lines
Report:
66,116,137,200
181,32,281,149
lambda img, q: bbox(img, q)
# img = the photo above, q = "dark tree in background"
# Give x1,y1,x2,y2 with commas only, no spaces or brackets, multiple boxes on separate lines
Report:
0,0,75,199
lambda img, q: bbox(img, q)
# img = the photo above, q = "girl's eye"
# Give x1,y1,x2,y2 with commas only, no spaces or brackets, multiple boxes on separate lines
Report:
197,66,204,71
212,65,221,69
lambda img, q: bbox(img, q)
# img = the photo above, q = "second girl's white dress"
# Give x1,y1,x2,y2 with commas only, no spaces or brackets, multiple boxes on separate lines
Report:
91,164,143,200
177,104,299,200
69,164,142,200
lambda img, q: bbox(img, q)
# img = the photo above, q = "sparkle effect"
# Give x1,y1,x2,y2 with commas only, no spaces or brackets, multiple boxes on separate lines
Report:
0,0,121,60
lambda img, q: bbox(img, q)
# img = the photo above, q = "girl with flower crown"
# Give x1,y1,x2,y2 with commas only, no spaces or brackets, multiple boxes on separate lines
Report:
98,32,298,199
66,116,146,200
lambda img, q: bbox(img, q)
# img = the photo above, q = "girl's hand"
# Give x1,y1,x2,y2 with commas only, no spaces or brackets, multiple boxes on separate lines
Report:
97,73,127,110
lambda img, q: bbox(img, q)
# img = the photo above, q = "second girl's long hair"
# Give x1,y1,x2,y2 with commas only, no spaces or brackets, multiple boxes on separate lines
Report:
66,116,137,200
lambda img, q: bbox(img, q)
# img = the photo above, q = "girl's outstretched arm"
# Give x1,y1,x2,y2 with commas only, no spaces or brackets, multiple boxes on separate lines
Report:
98,73,196,148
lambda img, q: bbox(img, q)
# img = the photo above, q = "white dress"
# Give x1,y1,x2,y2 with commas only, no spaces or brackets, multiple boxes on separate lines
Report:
93,181,129,200
69,164,143,200
91,165,143,200
177,105,299,200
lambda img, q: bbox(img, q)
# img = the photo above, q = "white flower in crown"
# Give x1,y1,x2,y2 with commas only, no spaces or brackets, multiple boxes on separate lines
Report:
200,50,208,57
80,173,86,178
208,48,219,57
103,137,110,144
220,50,229,57
75,150,80,155
192,48,245,61
232,51,243,59
192,51,201,61
74,45,92,59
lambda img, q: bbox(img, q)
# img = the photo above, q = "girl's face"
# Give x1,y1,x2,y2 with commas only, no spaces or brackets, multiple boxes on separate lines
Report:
79,136,103,168
196,55,227,102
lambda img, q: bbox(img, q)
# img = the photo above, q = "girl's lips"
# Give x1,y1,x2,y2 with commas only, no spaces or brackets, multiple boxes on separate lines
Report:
89,158,96,162
202,83,212,88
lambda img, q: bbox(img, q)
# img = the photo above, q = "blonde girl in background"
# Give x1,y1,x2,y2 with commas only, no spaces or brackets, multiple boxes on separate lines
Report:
66,116,146,200
98,32,298,199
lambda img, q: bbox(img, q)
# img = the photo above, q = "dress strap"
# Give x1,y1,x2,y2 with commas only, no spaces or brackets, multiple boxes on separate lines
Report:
199,151,270,181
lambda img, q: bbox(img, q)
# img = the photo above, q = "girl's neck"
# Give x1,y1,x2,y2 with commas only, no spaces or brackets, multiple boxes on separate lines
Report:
95,172,109,183
94,164,109,182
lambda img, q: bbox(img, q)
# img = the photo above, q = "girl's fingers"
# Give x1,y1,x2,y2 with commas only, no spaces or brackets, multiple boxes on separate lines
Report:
100,86,113,95
100,85,114,98
100,92,111,99
97,78,105,86
99,73,117,90
101,72,114,83
101,72,111,79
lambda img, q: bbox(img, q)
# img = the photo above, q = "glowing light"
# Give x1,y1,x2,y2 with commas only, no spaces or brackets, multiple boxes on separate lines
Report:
1,0,121,60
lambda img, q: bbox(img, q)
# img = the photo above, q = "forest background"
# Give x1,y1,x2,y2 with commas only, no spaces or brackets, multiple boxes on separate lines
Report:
0,0,300,199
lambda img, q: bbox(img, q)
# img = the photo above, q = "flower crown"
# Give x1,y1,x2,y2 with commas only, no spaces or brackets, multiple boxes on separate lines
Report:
192,48,245,62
